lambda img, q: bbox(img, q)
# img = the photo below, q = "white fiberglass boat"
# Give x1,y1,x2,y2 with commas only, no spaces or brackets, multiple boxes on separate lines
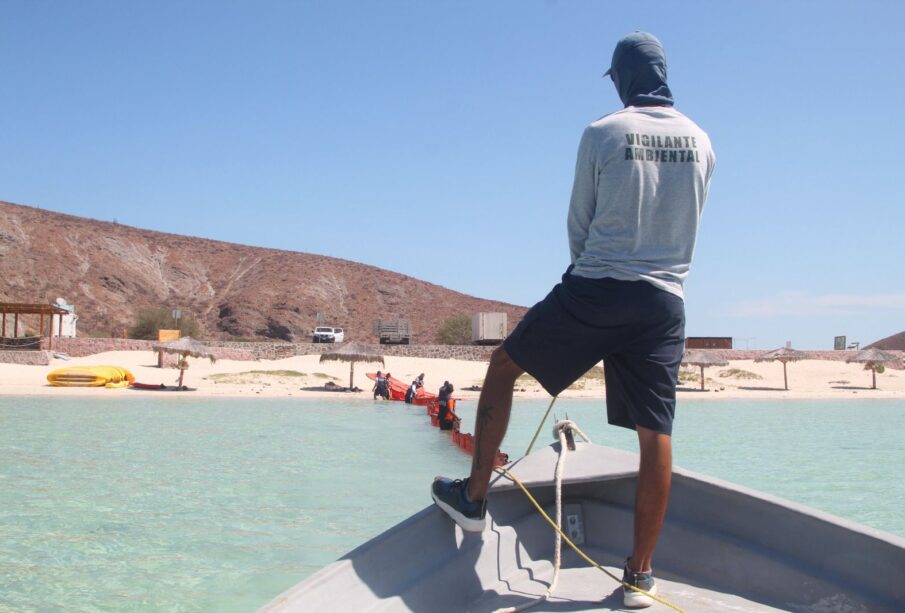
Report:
260,438,905,612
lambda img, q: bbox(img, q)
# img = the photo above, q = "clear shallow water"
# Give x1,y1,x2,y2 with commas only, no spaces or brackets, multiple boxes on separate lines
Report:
1,395,902,612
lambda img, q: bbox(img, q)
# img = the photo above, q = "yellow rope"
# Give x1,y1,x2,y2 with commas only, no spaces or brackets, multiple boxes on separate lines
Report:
524,395,558,456
493,465,687,613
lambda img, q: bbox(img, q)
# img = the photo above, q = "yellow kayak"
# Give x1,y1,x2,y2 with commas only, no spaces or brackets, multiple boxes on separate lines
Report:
47,366,135,387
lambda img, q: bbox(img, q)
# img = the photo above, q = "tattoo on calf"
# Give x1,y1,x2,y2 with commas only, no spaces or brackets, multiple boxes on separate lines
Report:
474,405,494,469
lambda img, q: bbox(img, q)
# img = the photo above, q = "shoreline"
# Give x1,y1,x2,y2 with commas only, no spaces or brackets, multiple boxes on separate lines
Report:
1,350,902,401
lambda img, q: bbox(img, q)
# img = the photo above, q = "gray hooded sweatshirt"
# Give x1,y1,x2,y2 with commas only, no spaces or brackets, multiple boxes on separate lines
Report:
568,33,715,299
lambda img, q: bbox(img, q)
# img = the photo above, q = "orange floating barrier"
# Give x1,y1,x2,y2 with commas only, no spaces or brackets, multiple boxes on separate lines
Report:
365,376,509,467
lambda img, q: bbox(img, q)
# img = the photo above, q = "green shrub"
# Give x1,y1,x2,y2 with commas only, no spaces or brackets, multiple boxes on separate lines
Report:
678,369,699,383
436,314,472,345
129,307,201,340
718,368,763,380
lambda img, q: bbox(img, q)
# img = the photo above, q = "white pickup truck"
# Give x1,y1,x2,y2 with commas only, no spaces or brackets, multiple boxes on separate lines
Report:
312,326,345,343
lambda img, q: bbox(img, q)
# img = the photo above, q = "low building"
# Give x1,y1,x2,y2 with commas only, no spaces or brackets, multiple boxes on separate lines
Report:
53,297,78,337
686,337,733,350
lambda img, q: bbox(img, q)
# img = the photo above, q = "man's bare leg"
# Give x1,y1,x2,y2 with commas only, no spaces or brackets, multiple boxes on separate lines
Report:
629,426,672,572
466,346,523,501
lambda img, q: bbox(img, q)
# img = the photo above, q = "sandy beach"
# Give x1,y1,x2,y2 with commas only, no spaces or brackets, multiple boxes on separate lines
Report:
2,350,902,400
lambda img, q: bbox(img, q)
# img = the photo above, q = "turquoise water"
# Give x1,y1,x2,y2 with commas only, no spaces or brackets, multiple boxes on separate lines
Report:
1,396,903,612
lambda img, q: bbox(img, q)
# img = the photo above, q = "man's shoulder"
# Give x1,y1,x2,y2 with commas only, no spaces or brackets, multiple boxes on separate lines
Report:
586,109,631,131
589,106,699,127
586,107,711,146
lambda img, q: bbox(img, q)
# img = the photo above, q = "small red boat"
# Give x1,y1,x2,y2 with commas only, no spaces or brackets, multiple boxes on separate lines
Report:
365,373,437,405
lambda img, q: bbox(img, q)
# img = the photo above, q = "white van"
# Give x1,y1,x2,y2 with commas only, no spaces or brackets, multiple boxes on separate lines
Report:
332,327,345,343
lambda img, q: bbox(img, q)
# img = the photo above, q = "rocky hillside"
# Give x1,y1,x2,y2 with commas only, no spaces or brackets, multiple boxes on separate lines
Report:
867,330,905,351
0,201,527,342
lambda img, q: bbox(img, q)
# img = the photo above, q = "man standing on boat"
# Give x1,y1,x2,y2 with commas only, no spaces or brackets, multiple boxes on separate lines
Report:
432,31,715,608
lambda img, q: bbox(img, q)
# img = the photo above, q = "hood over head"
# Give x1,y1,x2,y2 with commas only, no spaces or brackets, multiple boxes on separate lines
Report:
604,31,674,108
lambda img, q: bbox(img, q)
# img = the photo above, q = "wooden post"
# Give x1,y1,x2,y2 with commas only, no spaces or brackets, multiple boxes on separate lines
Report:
700,365,705,391
59,315,63,337
2,313,5,337
177,354,186,388
48,314,53,352
13,313,18,338
782,361,788,391
40,313,44,339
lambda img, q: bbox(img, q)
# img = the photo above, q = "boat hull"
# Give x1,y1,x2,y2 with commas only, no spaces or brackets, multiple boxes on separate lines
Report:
259,443,905,612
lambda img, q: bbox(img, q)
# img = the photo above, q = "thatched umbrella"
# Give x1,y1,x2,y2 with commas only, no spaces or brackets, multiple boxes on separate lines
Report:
755,347,807,391
319,341,384,390
846,348,903,389
681,350,729,391
152,336,218,388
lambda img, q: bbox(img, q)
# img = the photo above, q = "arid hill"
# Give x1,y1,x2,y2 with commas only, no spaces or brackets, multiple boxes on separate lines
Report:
867,330,905,351
0,201,527,342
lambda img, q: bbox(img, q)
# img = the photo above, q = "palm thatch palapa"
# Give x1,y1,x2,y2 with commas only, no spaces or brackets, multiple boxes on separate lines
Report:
319,341,385,391
152,336,218,388
681,350,729,391
846,348,903,389
755,347,807,391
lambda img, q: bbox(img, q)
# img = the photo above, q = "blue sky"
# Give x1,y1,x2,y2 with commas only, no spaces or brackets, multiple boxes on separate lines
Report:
2,1,903,350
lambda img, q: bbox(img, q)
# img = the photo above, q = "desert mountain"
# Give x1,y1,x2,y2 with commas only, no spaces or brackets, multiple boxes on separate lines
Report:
867,330,905,351
0,201,527,342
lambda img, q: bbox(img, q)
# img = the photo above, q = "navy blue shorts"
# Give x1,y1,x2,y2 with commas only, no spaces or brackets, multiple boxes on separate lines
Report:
503,270,685,435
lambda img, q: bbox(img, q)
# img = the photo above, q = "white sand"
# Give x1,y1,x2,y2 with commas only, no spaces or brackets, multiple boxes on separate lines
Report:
1,351,902,400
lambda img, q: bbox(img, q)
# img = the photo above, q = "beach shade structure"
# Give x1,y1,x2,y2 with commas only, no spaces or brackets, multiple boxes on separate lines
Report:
319,341,384,391
152,336,218,388
681,349,729,391
755,347,807,391
846,348,903,389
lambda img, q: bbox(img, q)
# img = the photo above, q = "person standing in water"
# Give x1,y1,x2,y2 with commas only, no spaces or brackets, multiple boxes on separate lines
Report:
431,32,715,608
405,380,417,404
437,381,456,430
372,371,389,400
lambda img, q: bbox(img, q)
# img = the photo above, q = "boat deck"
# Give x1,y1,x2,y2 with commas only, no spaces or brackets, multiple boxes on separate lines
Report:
260,443,905,612
467,555,788,612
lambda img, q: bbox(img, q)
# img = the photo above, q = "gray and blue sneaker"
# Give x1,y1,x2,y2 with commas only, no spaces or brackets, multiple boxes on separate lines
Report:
431,476,486,532
622,558,657,608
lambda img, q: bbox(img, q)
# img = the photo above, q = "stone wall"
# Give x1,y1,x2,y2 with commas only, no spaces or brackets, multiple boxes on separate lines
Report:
705,349,904,363
35,337,498,362
205,341,497,362
24,338,902,368
39,337,256,362
694,349,904,369
41,337,158,356
0,350,51,365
